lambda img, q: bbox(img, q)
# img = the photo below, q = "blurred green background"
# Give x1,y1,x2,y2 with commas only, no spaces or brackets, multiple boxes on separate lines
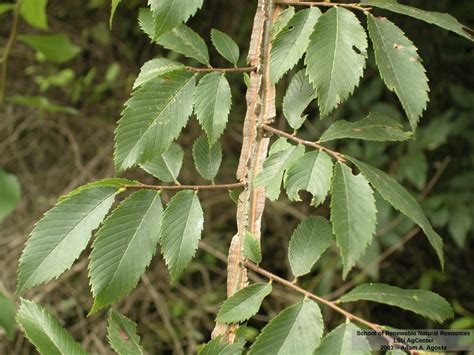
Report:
0,0,473,353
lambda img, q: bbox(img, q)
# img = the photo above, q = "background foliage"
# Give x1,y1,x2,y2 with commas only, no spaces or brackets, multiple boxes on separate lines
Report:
0,0,473,353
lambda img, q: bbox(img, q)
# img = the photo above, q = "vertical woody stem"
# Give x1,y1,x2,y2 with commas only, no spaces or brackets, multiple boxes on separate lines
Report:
212,0,278,342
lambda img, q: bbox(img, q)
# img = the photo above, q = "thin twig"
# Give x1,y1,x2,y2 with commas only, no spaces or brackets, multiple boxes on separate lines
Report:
261,123,346,162
275,0,371,12
122,182,246,191
0,0,23,105
185,66,257,73
243,260,382,331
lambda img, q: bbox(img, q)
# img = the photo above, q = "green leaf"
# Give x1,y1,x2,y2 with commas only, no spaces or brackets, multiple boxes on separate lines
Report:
20,0,48,30
59,178,136,202
192,136,223,182
110,0,121,28
6,95,78,115
284,151,333,206
271,6,295,41
320,113,412,142
199,335,244,355
194,72,232,143
160,190,204,282
0,169,21,222
339,283,454,322
107,309,144,355
114,70,196,172
448,207,471,248
156,24,210,66
288,216,333,277
217,283,272,324
361,0,474,41
140,143,184,183
282,69,315,130
254,143,305,201
19,34,80,64
89,190,163,314
331,163,377,278
149,0,203,39
249,300,323,355
244,233,262,264
138,8,154,40
305,7,368,117
270,8,321,84
133,58,184,89
0,293,16,340
367,15,429,129
17,186,118,294
347,157,444,269
16,299,87,355
211,29,240,65
314,322,371,355
0,4,15,15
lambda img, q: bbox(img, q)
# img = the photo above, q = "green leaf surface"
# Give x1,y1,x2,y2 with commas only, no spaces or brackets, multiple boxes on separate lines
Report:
20,0,48,30
156,24,210,66
110,0,121,28
249,300,323,355
0,4,15,15
361,0,474,41
6,95,78,115
348,157,444,268
16,299,87,355
367,15,429,129
271,6,295,41
314,322,371,355
59,178,136,202
331,163,377,278
306,7,368,116
0,169,21,222
0,293,16,340
133,58,184,89
217,283,272,324
211,29,240,65
17,186,118,294
140,143,184,183
244,233,262,264
149,0,203,39
270,8,321,84
192,136,223,182
160,190,204,282
19,34,80,64
89,190,163,314
288,216,333,277
114,70,196,172
254,143,305,201
199,335,244,355
284,151,333,206
194,72,232,143
319,113,411,142
138,8,154,40
340,283,454,322
107,309,144,355
282,69,315,130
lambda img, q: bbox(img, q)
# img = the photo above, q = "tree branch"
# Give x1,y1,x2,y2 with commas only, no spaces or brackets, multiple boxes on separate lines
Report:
275,0,371,12
123,182,245,191
243,260,381,330
185,66,257,73
0,0,23,105
261,123,346,162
